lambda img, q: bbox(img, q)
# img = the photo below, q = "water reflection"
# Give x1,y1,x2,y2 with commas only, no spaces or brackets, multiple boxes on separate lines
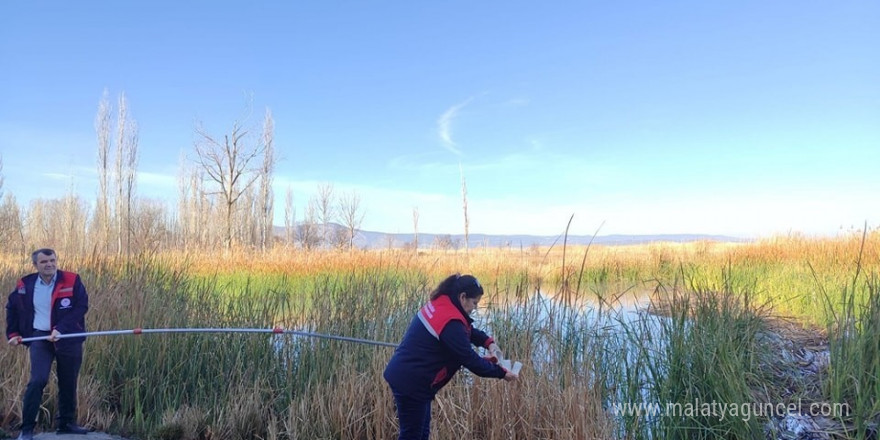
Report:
475,287,660,372
474,286,671,436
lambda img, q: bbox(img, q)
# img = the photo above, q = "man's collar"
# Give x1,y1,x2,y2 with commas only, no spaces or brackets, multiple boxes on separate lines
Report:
38,272,58,286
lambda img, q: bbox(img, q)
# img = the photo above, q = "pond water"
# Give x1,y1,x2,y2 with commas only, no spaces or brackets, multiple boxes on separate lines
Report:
473,287,661,368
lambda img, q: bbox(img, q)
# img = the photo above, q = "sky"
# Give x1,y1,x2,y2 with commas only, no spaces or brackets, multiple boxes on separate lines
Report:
1,1,878,239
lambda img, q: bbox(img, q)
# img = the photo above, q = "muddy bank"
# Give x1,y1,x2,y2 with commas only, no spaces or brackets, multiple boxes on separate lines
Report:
760,319,871,440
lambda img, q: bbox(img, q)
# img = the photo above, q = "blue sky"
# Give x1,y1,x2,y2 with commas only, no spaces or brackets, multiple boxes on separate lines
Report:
1,1,878,238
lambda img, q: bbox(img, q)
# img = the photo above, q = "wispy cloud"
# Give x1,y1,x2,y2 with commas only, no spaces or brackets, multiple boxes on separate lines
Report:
437,98,474,156
138,171,176,188
43,172,75,181
386,151,449,174
504,98,530,107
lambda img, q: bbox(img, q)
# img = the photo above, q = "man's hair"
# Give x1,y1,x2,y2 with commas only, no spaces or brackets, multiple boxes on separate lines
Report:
31,248,56,265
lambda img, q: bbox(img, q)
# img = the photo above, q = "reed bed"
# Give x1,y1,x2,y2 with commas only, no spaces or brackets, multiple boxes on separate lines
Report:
0,231,878,439
614,281,776,439
822,234,880,439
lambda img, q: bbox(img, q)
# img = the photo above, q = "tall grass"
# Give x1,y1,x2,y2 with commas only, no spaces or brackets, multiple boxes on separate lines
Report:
613,278,776,439
822,233,880,438
1,251,617,439
1,231,878,438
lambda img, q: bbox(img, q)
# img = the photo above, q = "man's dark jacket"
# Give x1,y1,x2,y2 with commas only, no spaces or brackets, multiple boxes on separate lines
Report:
6,270,89,352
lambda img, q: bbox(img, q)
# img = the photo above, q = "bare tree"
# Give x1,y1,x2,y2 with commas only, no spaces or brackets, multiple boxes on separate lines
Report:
177,156,220,250
460,163,470,256
131,198,170,254
94,90,112,251
284,185,295,247
434,234,454,252
330,227,349,250
176,159,198,249
257,109,276,251
338,190,364,251
28,185,90,256
0,193,25,254
114,93,139,257
193,116,267,252
93,91,139,256
60,178,90,256
383,234,397,250
298,199,321,251
22,179,89,255
176,156,194,249
114,94,126,254
25,199,51,248
315,183,335,249
0,158,25,254
412,207,419,252
197,182,218,248
238,185,257,247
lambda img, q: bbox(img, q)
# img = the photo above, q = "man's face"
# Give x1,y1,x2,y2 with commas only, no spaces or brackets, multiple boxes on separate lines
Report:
34,252,57,279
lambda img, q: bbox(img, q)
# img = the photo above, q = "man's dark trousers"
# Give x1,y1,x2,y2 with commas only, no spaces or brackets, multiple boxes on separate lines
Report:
21,330,83,431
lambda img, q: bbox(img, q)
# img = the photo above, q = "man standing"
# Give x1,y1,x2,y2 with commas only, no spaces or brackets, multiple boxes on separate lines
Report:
6,248,89,440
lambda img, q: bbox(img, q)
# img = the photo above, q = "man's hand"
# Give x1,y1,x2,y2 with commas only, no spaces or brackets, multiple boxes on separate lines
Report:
8,336,22,346
47,330,61,342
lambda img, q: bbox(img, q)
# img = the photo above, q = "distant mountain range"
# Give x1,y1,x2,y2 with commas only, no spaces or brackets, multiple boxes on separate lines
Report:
357,231,748,249
276,224,748,249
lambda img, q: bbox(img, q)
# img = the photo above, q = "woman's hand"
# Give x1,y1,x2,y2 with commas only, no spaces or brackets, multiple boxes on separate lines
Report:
503,371,518,381
488,343,504,360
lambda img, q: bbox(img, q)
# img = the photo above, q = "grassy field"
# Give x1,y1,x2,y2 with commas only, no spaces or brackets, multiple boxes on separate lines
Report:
1,231,878,439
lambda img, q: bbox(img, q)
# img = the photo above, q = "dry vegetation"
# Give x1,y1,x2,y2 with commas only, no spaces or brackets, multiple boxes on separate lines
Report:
0,231,878,439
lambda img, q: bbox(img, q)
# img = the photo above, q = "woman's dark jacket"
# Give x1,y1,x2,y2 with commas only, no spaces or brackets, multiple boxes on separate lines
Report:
384,294,506,401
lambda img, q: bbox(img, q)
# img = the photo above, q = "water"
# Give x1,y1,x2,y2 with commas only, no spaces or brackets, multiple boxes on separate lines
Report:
474,287,660,370
472,287,678,439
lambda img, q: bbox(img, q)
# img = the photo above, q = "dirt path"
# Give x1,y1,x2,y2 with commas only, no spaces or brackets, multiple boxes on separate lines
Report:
761,318,843,440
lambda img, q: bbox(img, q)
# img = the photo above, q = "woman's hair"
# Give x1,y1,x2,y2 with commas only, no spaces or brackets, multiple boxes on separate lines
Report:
430,273,484,300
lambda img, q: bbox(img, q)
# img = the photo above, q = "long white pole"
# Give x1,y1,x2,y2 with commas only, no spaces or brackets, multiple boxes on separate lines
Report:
19,327,398,348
